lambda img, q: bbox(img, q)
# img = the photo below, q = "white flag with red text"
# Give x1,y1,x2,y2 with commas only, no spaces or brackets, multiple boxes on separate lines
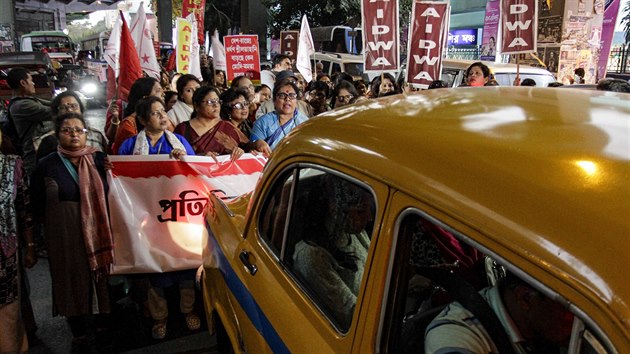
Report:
130,2,160,78
108,154,267,274
104,14,122,75
186,13,203,81
297,15,315,83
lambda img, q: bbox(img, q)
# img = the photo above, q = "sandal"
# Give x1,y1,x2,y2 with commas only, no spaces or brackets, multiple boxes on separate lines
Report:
184,312,201,331
152,319,167,340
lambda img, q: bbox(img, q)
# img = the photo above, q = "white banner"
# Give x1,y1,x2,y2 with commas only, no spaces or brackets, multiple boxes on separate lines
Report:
108,154,266,274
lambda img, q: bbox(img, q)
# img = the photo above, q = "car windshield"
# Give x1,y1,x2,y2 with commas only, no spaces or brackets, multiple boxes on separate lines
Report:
494,73,556,87
344,63,364,77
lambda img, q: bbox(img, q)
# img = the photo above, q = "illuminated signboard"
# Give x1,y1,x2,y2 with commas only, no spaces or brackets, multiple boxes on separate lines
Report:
448,29,478,46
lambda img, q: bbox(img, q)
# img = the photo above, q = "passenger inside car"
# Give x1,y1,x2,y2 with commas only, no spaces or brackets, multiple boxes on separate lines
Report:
292,176,374,330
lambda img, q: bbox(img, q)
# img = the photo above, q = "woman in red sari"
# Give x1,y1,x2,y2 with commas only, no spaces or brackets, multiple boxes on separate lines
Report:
174,86,248,160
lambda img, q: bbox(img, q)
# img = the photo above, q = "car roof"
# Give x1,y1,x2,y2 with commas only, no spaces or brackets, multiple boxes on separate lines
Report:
271,87,630,325
443,58,554,75
0,52,52,67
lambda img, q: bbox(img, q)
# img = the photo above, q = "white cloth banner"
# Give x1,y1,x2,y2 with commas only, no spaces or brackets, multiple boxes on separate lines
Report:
108,154,266,274
297,15,315,83
211,30,227,71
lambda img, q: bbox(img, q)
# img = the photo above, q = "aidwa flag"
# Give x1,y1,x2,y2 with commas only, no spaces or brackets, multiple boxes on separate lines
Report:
211,30,227,71
406,2,450,89
500,0,537,54
130,2,160,78
176,18,193,74
296,15,315,83
182,0,206,48
361,0,400,72
118,13,142,101
108,154,267,274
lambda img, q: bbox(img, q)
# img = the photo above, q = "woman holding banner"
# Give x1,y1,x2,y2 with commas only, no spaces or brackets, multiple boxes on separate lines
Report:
31,112,113,352
174,86,249,161
118,96,198,340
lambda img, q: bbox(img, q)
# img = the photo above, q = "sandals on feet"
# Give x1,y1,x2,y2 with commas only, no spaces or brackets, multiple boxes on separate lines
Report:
152,319,167,340
184,312,201,331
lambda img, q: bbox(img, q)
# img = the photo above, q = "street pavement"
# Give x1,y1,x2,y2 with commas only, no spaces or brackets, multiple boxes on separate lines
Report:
26,107,218,353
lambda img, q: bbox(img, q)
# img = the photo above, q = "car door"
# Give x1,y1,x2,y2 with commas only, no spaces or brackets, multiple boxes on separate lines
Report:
234,162,388,353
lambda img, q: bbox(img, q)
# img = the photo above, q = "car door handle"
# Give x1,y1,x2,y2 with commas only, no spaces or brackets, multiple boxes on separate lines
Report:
239,250,258,276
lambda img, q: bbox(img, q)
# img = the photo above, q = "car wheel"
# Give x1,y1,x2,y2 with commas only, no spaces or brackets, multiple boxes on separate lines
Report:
214,313,236,354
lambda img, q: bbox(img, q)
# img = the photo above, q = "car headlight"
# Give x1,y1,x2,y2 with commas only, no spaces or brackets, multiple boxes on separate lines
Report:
81,82,98,94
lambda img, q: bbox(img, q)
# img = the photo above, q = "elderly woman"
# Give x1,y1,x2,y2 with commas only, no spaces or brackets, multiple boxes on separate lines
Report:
0,132,36,353
464,61,491,87
31,112,113,352
251,81,309,155
174,86,247,160
118,97,198,340
292,177,374,330
167,74,201,126
220,88,254,139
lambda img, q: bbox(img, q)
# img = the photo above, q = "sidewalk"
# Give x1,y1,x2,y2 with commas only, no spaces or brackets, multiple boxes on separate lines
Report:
25,258,216,353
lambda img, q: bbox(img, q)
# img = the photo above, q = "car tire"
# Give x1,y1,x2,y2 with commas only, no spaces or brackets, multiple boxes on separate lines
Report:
214,313,236,354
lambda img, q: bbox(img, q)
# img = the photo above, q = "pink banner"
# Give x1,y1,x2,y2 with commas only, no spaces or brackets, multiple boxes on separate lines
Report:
361,0,400,72
224,35,262,85
500,0,538,54
597,0,621,79
406,2,450,88
480,0,500,61
108,154,266,274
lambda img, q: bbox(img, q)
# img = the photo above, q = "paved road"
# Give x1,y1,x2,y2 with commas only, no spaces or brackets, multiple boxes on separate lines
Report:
26,107,218,353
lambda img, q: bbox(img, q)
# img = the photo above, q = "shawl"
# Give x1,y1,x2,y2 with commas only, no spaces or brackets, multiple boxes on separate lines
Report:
132,130,185,155
167,100,194,126
57,145,114,279
0,155,21,257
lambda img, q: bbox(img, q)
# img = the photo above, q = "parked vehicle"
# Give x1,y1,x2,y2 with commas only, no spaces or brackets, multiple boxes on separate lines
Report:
20,31,75,65
441,59,557,87
199,87,629,353
0,51,56,102
311,52,365,81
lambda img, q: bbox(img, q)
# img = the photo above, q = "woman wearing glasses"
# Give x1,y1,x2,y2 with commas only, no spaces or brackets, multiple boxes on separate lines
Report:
251,82,309,155
31,112,113,352
174,86,247,160
220,88,254,139
331,80,359,109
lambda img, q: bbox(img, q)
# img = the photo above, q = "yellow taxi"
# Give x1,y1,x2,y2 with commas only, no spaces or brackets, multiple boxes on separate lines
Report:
200,87,630,353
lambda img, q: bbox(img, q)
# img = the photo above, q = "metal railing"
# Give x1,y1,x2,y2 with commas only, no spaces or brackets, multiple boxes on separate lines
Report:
607,44,630,74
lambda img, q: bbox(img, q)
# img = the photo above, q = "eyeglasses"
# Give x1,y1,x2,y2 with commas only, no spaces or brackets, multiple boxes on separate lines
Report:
230,102,250,110
276,92,297,101
150,109,167,117
60,127,88,135
59,103,80,111
205,99,222,106
337,94,354,102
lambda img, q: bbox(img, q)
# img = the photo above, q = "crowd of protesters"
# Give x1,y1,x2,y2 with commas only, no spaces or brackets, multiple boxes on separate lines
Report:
1,51,629,353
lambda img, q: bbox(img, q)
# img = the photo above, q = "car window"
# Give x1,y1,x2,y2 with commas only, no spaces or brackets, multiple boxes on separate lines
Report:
258,166,376,332
331,63,341,74
440,69,461,87
383,211,614,354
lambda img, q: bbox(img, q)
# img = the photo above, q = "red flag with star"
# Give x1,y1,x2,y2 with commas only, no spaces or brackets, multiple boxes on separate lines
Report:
130,2,160,78
118,12,142,101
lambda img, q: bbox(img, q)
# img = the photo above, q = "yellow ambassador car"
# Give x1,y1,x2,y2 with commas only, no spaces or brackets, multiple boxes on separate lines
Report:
200,87,630,354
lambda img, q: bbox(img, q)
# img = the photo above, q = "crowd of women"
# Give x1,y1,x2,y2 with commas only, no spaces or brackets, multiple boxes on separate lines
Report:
0,58,514,353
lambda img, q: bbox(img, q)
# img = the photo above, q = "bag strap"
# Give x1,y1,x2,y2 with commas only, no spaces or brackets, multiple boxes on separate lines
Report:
421,267,517,354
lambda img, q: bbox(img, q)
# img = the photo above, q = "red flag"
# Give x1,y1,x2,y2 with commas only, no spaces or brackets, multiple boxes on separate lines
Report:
118,12,142,101
106,66,116,103
165,49,176,72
